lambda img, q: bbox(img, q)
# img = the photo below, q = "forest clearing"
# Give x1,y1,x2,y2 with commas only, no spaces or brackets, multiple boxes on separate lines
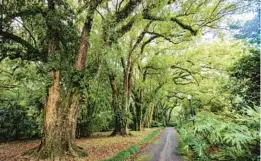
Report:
0,0,260,161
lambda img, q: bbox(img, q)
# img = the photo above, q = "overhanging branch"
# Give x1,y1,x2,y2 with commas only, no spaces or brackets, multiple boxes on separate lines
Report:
171,65,199,86
1,31,44,61
115,0,141,23
3,7,45,22
143,11,197,35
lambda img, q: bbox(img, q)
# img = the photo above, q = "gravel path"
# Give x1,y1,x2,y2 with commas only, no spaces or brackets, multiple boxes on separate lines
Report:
134,127,183,161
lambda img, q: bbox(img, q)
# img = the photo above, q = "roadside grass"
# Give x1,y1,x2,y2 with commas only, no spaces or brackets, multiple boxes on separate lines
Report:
134,153,152,161
152,139,160,145
104,128,163,161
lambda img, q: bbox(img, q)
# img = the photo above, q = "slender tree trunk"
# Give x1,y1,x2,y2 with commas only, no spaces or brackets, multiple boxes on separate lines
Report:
135,100,144,131
136,66,148,131
168,107,174,124
146,104,154,128
109,73,123,136
136,105,142,131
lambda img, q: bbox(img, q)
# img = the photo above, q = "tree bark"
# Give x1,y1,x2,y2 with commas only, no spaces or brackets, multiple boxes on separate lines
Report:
32,27,87,161
109,73,125,136
146,103,154,128
167,107,174,124
31,1,96,157
34,91,85,159
135,89,144,131
30,2,83,155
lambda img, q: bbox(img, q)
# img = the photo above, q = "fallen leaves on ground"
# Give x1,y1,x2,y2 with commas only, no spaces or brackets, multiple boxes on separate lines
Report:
0,128,155,161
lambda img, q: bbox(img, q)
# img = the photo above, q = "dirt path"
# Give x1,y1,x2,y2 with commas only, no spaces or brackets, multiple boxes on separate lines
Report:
133,127,183,161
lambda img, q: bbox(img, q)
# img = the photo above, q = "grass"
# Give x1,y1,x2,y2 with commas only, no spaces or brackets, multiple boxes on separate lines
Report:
134,153,152,161
140,128,162,144
103,144,140,161
152,139,160,145
103,128,162,161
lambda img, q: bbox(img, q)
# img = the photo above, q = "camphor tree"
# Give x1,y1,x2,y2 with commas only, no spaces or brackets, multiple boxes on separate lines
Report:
1,0,238,159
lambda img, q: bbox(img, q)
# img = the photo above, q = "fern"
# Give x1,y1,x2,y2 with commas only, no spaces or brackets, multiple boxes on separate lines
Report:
177,108,260,161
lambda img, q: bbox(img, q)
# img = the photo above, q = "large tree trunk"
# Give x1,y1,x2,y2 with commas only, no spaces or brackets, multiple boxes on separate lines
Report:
31,39,85,159
32,26,89,160
35,90,84,159
31,5,84,155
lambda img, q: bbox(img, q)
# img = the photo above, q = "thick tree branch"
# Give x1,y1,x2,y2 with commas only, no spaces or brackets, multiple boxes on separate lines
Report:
143,11,197,35
130,21,152,53
3,7,45,22
145,31,176,44
140,35,158,54
14,18,37,47
171,65,199,86
115,0,141,23
109,16,136,43
75,0,103,70
1,31,44,61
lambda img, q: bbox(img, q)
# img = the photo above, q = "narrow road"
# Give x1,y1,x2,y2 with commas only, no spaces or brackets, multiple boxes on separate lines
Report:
134,127,183,161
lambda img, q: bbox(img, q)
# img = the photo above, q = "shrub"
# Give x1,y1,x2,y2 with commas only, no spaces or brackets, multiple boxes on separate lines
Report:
0,103,42,141
177,106,260,161
150,120,163,127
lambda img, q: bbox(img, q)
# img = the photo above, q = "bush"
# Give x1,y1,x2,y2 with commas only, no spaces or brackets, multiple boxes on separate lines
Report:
0,102,42,141
177,107,260,161
166,122,177,127
150,120,163,127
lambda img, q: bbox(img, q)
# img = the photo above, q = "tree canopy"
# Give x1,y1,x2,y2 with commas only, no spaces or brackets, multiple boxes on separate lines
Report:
0,0,259,160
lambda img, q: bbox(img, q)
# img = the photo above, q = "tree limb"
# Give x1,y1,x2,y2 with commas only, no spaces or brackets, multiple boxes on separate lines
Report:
115,0,141,23
1,31,44,61
3,7,45,22
143,10,197,35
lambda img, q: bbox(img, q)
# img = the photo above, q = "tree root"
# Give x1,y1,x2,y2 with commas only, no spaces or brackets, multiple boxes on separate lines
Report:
22,143,86,160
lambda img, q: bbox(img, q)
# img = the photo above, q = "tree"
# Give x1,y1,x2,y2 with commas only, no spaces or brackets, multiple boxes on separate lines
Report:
1,0,238,159
227,49,260,107
228,4,260,107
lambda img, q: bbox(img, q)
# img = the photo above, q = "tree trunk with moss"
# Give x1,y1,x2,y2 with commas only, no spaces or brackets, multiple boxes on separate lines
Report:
109,73,124,135
36,90,85,159
33,10,93,158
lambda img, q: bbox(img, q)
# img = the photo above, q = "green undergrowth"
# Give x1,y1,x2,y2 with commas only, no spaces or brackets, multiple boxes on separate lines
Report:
103,128,162,161
176,107,260,161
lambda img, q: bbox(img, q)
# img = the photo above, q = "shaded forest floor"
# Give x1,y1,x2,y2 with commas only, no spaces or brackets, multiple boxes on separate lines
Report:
0,128,156,161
